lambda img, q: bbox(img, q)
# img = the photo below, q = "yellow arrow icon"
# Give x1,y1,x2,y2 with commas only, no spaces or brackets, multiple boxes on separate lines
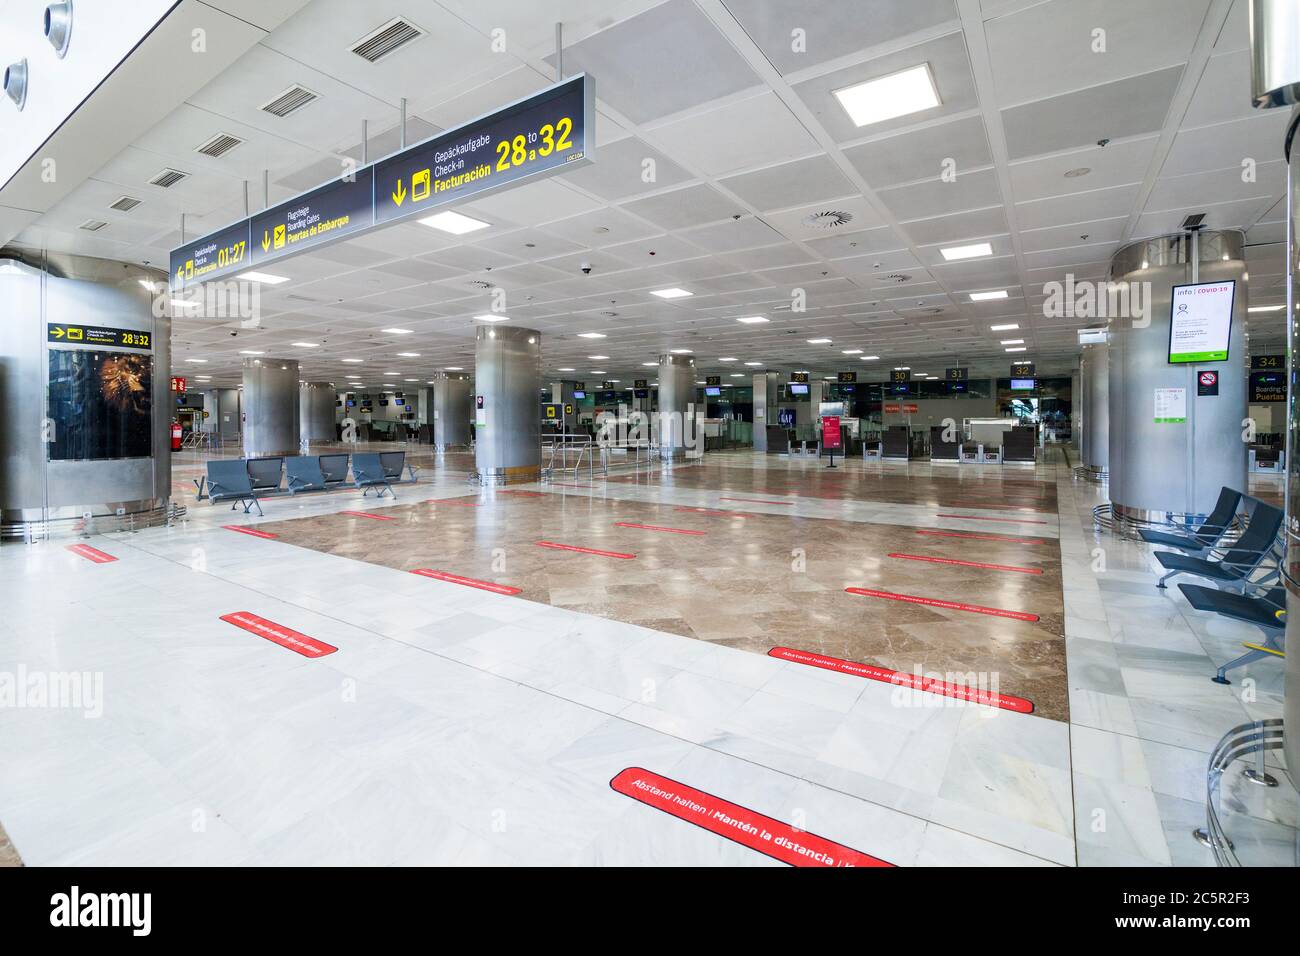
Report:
392,179,407,206
261,230,271,252
52,327,65,338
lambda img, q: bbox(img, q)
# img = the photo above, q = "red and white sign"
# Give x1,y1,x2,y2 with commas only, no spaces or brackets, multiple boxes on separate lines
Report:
535,541,635,559
220,611,338,658
1199,370,1218,388
768,647,1034,714
902,403,919,414
883,403,901,414
821,415,842,451
845,586,1040,622
887,552,1043,575
340,510,394,520
410,569,522,596
66,543,117,563
170,376,186,392
222,525,278,539
614,522,706,536
610,767,892,867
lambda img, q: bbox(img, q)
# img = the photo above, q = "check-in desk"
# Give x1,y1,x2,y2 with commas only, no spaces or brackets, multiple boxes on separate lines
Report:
1002,425,1038,466
882,425,911,461
930,426,960,464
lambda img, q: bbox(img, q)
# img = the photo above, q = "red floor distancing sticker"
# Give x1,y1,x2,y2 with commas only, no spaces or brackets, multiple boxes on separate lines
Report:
66,544,117,563
222,525,278,539
720,497,793,505
674,507,749,518
887,553,1042,575
915,530,1046,546
614,522,706,536
220,612,337,658
935,513,1049,525
535,541,635,559
340,510,394,520
410,569,522,595
845,587,1040,622
768,647,1034,714
610,767,891,867
498,490,544,497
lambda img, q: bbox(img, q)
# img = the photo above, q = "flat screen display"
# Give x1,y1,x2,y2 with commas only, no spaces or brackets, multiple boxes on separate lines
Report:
704,386,721,396
346,400,356,407
1169,280,1235,363
1010,378,1036,390
47,350,153,460
789,383,809,396
394,399,405,406
573,390,586,400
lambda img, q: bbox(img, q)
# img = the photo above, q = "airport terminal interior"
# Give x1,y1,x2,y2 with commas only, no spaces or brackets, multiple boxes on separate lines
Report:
1,0,1299,870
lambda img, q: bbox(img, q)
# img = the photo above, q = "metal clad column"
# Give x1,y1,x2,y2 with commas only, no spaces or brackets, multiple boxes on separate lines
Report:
242,357,300,457
474,327,540,482
299,381,335,444
752,370,780,450
656,353,696,460
1107,232,1248,524
1080,340,1110,477
433,373,472,448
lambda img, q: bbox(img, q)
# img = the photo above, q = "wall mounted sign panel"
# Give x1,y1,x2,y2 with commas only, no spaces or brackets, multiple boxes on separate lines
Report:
250,171,374,266
47,323,152,350
1169,280,1235,363
375,75,593,227
170,220,251,290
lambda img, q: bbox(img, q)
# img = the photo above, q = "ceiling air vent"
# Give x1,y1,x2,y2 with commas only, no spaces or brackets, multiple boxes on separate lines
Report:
880,272,912,283
196,132,244,158
1181,213,1207,232
109,196,142,212
260,85,318,118
351,17,425,63
148,168,188,188
79,219,108,231
801,210,854,229
466,279,493,290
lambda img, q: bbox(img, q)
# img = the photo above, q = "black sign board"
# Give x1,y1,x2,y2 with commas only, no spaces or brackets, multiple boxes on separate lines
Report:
601,380,615,390
250,172,374,266
1197,369,1219,397
574,381,585,391
837,371,857,383
791,372,810,383
705,375,721,386
375,76,592,227
890,369,911,382
170,220,250,289
1251,354,1285,371
170,76,594,290
946,367,968,381
1011,361,1036,377
633,389,648,399
1250,370,1286,403
47,323,152,350
634,379,648,389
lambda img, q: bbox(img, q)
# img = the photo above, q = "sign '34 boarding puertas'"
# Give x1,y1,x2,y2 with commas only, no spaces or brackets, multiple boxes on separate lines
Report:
170,75,594,290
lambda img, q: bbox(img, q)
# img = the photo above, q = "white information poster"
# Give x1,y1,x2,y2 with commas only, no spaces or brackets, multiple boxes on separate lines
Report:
1168,280,1235,363
1154,387,1187,423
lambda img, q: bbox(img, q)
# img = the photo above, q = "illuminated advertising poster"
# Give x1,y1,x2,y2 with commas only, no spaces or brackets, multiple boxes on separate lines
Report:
1168,280,1235,363
48,350,153,460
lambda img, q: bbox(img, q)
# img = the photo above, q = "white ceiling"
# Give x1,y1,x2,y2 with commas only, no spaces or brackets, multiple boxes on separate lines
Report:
5,0,1292,387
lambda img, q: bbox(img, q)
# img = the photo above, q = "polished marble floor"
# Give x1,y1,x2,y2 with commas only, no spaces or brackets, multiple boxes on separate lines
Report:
0,443,1291,866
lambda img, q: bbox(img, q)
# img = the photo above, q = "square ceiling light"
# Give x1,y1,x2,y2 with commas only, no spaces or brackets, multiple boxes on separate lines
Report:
382,328,414,334
578,332,607,338
236,270,291,284
651,287,693,299
474,314,510,322
735,316,768,324
939,242,992,262
969,290,1008,301
419,211,490,234
832,63,940,129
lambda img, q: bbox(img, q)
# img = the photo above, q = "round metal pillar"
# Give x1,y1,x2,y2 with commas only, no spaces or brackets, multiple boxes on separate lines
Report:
473,326,540,483
299,381,336,445
242,357,300,457
656,353,696,461
433,373,472,449
1107,232,1248,526
1080,340,1110,477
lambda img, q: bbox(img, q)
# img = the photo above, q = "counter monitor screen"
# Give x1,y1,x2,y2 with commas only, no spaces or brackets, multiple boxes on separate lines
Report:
573,390,586,400
789,383,809,396
394,399,405,406
704,386,721,397
1011,378,1036,390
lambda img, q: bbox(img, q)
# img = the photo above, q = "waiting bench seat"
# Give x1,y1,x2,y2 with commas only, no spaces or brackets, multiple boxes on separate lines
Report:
205,460,263,516
1178,583,1285,684
352,453,395,498
285,456,328,494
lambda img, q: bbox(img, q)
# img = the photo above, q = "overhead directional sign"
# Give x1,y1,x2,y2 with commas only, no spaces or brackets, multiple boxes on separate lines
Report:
945,367,968,381
375,75,593,226
251,171,374,266
837,371,857,383
170,74,594,291
1010,361,1035,377
48,323,152,350
171,220,250,289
